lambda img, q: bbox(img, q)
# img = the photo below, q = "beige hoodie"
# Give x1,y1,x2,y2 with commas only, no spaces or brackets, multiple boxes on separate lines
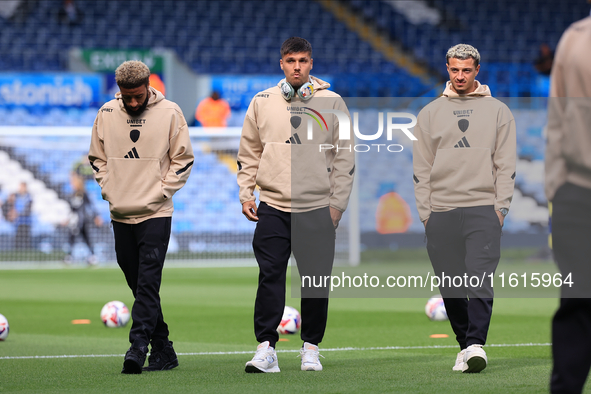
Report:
545,16,591,200
88,86,194,224
237,76,355,213
413,80,516,221
442,80,490,98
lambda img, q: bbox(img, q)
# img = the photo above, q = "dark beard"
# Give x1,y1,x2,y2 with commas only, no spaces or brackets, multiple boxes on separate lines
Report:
123,94,149,117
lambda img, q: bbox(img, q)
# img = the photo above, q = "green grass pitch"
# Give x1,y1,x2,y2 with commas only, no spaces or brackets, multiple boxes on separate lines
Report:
0,251,584,393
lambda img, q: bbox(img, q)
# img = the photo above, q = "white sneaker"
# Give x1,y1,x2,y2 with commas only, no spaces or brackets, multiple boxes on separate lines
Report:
300,342,324,371
245,341,280,373
452,349,466,371
462,344,487,373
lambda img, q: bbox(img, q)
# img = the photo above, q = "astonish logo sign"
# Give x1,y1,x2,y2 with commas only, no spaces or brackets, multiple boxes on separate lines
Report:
0,73,101,107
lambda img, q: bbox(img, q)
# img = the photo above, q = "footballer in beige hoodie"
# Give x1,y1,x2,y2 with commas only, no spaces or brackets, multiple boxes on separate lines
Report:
413,44,516,374
89,61,193,374
238,37,354,373
546,15,591,394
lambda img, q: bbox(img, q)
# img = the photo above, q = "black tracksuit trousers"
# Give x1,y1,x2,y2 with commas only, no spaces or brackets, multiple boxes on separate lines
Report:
112,217,171,347
252,202,335,349
550,182,591,394
426,205,501,349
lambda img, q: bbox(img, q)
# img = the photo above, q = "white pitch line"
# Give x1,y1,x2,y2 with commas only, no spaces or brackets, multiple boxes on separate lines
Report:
0,354,125,360
0,342,551,361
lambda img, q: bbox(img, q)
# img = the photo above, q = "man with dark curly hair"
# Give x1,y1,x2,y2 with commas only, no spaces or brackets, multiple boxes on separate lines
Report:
89,60,194,374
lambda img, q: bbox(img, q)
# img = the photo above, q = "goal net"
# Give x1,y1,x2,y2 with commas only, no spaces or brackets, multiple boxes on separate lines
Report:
0,127,356,266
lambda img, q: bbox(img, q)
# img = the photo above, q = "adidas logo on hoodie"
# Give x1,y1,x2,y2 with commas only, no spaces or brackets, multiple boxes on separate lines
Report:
124,147,140,158
454,137,470,148
285,133,302,144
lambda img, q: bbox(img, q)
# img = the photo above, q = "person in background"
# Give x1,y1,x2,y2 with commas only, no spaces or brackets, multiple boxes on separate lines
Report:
63,173,103,265
149,74,166,96
195,91,231,127
58,0,82,25
6,182,33,250
533,43,554,76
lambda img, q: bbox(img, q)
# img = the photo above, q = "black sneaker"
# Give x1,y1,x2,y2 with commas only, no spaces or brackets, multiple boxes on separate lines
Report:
121,344,148,374
143,340,179,371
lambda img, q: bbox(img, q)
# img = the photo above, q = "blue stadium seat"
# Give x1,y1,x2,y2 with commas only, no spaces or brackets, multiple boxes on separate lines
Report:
0,0,432,92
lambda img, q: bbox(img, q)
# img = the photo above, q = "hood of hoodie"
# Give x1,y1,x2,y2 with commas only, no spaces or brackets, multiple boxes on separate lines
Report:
115,86,165,113
442,80,491,97
277,75,331,92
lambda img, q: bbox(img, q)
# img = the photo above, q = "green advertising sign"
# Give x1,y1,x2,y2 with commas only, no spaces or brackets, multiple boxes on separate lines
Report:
81,49,164,72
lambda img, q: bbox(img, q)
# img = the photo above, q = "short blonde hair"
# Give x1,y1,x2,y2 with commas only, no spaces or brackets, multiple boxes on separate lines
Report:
446,44,480,67
115,60,150,89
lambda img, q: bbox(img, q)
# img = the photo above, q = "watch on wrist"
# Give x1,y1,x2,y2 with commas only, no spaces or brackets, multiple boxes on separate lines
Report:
499,208,509,217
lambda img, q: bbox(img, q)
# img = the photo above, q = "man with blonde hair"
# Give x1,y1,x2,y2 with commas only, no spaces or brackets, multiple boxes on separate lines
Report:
413,44,516,373
89,60,194,374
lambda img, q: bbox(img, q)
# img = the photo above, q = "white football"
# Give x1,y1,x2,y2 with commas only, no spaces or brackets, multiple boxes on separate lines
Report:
0,313,9,341
425,295,448,321
277,306,301,335
100,301,130,328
